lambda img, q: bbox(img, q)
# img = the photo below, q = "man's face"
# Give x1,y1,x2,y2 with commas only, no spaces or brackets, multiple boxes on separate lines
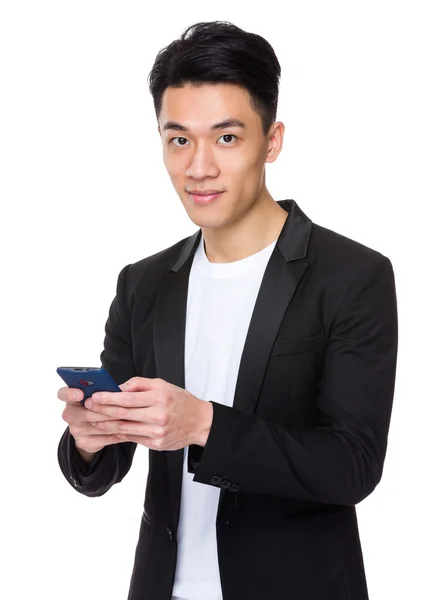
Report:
158,83,280,229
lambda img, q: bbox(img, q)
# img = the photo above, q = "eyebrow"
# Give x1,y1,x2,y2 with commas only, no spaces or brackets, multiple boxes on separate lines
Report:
162,118,246,133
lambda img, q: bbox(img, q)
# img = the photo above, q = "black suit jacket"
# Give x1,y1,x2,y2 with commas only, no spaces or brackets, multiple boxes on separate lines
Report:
58,199,398,600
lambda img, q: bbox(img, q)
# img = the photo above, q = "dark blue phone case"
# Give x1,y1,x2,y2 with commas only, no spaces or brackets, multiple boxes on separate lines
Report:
57,366,121,405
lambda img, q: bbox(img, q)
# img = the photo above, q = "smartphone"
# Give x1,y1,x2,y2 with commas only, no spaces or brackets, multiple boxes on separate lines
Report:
57,366,121,406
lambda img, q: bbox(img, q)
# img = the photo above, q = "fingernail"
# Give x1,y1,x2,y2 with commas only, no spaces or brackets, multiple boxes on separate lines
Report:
85,399,92,409
74,391,82,400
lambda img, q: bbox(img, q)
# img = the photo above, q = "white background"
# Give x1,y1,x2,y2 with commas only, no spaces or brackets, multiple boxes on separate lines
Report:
1,1,436,598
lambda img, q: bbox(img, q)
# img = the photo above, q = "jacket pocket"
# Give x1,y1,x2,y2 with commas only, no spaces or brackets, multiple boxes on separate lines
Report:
271,333,325,356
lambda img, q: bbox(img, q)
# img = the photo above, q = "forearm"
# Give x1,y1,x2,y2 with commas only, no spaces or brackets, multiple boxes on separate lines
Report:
191,401,385,506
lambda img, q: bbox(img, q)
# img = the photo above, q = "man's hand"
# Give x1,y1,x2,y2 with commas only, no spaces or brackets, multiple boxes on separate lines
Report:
82,377,213,451
58,387,123,460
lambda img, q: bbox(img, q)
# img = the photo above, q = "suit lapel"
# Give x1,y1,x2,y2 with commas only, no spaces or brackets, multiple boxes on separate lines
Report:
153,199,312,529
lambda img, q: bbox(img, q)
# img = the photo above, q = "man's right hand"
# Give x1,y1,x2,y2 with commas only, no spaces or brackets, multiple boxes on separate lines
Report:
58,386,123,463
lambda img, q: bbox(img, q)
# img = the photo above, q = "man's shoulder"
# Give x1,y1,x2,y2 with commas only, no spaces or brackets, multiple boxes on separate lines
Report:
132,234,192,269
123,232,195,290
310,222,391,271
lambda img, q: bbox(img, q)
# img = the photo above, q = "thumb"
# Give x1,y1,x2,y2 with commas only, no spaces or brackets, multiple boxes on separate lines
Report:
119,377,157,392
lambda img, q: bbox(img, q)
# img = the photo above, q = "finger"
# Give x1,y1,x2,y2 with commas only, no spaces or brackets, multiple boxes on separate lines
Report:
120,377,160,393
81,406,123,423
74,434,122,453
91,390,154,408
115,434,169,452
71,423,122,437
64,403,121,424
84,400,155,423
116,434,150,445
57,386,84,403
90,420,157,437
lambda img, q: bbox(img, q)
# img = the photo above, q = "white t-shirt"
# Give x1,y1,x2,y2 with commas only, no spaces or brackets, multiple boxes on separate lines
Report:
171,231,278,600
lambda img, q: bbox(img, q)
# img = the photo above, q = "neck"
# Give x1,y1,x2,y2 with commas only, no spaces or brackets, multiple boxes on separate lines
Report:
202,190,289,263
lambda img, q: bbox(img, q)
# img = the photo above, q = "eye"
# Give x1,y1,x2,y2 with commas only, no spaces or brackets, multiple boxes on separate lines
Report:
218,134,236,144
170,137,189,147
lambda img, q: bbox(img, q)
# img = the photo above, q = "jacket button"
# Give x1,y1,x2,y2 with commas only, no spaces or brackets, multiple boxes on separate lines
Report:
166,527,174,541
229,484,240,492
210,475,222,485
219,480,231,489
70,476,81,488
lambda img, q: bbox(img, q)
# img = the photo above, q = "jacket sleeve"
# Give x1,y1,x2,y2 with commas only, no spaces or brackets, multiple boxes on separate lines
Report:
57,263,138,497
189,254,398,506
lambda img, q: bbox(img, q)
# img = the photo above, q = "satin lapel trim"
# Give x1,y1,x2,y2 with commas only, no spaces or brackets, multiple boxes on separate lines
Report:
232,257,308,414
216,256,308,514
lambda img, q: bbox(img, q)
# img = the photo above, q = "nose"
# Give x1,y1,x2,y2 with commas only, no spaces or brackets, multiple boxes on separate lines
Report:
185,143,219,180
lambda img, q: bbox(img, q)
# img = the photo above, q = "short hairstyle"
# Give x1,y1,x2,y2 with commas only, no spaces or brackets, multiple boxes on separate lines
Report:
148,21,281,136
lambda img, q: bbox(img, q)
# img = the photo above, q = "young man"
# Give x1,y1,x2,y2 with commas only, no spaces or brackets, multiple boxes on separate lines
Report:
57,21,398,600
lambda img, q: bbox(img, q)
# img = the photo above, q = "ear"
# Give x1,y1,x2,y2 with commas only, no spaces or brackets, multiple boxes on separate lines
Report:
265,121,285,164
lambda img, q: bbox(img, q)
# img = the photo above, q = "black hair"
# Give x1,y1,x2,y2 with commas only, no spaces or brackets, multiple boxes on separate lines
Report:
148,21,281,136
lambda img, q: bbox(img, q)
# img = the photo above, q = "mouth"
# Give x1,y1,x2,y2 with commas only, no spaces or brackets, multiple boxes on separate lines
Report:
187,190,224,205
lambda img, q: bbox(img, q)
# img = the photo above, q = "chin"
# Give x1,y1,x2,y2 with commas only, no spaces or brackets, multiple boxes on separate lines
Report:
184,208,229,230
185,214,222,228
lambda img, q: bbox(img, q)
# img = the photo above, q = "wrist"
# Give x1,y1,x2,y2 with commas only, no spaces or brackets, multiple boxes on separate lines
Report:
194,400,213,447
76,444,96,464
